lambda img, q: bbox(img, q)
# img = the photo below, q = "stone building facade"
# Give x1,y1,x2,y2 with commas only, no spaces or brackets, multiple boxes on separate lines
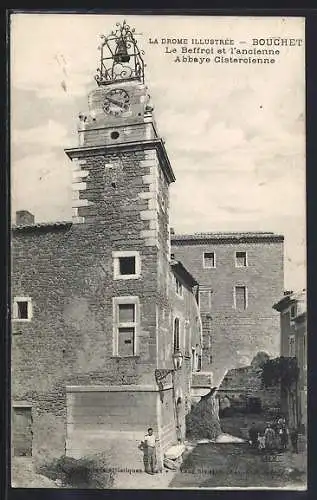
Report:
11,23,202,469
273,289,307,431
171,232,284,385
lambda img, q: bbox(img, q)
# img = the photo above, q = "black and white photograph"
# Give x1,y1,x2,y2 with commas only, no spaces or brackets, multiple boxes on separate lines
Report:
10,12,306,489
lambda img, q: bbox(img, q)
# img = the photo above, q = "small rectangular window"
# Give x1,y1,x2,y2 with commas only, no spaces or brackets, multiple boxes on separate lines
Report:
235,251,247,267
234,286,247,310
17,301,28,319
209,355,213,365
13,297,32,321
113,251,141,280
119,256,135,275
203,252,216,268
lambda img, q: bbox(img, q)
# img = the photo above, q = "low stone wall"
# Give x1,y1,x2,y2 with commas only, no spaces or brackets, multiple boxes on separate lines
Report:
191,371,213,388
218,365,280,412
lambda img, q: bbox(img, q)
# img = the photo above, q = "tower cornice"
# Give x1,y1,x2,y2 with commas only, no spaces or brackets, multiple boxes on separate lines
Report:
65,138,176,184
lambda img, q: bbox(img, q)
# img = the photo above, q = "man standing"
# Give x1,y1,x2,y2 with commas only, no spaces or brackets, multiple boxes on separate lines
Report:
142,428,159,474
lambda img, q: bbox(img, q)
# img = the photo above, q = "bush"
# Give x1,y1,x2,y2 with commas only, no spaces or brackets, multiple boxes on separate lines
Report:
186,392,222,440
261,357,299,390
251,351,270,368
37,454,115,488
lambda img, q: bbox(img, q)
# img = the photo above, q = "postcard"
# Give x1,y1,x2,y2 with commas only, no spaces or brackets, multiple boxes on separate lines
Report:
10,12,306,490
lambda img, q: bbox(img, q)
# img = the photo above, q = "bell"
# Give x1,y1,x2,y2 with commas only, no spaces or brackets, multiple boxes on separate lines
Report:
114,38,130,63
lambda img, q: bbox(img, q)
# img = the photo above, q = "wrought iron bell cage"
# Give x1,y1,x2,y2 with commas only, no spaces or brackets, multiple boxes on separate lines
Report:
95,20,145,86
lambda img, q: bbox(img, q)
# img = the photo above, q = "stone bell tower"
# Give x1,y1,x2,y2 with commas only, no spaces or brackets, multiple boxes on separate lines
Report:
59,23,207,470
64,19,177,370
65,19,175,253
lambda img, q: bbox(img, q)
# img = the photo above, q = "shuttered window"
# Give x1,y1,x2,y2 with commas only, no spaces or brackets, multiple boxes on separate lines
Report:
113,297,139,356
235,251,247,267
203,252,216,268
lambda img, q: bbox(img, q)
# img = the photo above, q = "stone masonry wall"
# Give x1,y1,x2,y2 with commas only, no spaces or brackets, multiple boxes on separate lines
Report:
12,224,156,460
12,147,200,464
171,238,284,385
12,147,166,461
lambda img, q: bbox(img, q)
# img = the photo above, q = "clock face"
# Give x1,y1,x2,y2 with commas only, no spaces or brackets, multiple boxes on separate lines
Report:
103,88,130,116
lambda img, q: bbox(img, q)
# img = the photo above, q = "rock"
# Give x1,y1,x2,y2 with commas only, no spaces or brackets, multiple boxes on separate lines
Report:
163,458,179,470
164,444,186,460
215,433,245,444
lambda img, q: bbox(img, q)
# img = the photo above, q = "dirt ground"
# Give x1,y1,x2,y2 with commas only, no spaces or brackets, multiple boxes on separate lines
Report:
169,441,306,488
11,458,57,488
10,412,307,490
168,412,307,489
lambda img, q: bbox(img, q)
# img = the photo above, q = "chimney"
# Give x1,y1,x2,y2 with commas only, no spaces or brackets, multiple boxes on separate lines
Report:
16,210,35,226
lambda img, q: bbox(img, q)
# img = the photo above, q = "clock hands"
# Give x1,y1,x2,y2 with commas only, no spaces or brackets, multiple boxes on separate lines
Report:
103,90,130,115
105,96,127,109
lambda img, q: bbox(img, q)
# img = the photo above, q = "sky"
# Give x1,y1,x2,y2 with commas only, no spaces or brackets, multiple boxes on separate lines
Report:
10,14,306,291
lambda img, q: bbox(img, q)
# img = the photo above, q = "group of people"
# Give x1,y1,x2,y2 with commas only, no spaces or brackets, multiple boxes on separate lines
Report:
249,417,299,453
